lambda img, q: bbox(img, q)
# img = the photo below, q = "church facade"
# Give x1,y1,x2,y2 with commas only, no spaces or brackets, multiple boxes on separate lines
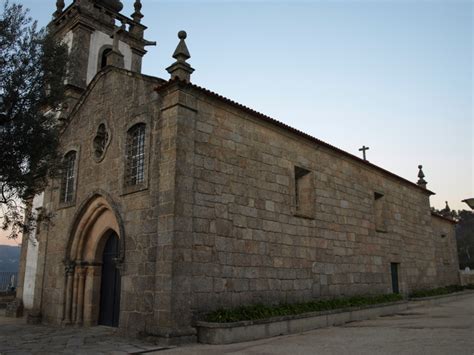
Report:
17,0,459,343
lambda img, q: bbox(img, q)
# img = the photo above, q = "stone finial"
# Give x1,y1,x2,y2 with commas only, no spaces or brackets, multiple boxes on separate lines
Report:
173,31,191,62
417,165,427,188
54,0,65,18
444,201,451,212
440,201,453,218
132,0,143,23
166,31,195,83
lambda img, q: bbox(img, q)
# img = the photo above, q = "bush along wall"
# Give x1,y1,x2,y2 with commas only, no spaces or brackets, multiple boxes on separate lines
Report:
204,293,404,323
409,284,474,299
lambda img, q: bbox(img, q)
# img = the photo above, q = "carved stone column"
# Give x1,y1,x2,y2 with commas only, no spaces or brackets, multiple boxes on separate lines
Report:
71,268,79,322
83,264,101,326
63,261,76,324
75,266,86,325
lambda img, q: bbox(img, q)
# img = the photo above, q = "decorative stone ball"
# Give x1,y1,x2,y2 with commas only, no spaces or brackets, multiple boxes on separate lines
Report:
178,31,187,40
98,0,124,12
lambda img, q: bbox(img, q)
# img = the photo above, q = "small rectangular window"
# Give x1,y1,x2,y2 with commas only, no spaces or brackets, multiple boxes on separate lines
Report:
294,166,314,218
374,192,387,232
390,263,400,294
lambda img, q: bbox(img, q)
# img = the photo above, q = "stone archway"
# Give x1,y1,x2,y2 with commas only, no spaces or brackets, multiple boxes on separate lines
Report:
62,195,123,327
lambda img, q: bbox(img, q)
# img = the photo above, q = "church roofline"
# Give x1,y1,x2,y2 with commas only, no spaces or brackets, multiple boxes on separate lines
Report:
61,67,165,132
156,78,436,197
431,212,457,224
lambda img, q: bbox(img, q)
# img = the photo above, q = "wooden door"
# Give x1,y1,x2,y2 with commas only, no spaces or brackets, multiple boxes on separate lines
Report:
98,232,121,327
391,263,400,294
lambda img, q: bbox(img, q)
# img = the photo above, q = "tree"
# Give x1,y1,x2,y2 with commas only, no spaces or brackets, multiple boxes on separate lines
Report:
0,1,68,239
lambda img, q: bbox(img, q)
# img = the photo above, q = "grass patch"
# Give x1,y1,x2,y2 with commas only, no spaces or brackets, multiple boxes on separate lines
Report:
204,293,403,323
409,284,472,298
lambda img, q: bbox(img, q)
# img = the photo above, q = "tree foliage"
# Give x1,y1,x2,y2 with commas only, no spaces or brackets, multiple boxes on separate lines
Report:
0,1,68,239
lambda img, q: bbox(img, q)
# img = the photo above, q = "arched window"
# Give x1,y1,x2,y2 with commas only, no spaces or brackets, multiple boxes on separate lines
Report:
126,124,146,186
61,151,77,203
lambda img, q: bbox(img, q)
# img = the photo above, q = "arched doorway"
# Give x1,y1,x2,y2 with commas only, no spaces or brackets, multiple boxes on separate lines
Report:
63,195,124,327
99,232,121,327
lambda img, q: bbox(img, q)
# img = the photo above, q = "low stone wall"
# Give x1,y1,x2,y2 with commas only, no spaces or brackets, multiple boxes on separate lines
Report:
460,270,474,286
197,302,408,345
5,299,23,318
0,292,15,310
196,291,474,345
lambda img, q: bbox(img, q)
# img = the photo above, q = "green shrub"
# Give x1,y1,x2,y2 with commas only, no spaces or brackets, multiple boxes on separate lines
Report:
409,284,466,298
204,293,403,323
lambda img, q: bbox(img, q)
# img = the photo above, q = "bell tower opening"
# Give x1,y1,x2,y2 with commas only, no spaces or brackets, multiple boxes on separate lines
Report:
100,47,113,70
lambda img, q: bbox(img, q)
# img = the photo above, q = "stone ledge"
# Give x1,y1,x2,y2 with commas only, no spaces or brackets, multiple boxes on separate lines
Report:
196,291,474,345
196,301,408,344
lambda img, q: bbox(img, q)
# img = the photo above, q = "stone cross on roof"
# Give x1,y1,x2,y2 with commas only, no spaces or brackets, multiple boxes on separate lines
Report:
106,22,126,68
166,31,195,83
359,146,369,161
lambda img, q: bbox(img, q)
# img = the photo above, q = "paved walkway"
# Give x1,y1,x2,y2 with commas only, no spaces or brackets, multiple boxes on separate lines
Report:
0,310,169,354
0,294,473,354
158,293,474,355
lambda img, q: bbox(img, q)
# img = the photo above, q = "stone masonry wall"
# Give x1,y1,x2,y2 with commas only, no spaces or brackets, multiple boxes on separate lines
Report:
177,85,458,316
460,270,474,286
38,69,163,335
34,73,460,339
431,215,460,287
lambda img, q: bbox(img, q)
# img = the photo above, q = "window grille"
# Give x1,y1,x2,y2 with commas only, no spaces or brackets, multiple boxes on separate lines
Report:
126,124,146,186
61,151,76,203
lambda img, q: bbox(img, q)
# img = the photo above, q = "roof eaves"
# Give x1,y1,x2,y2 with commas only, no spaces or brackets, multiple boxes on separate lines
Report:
155,78,435,196
431,212,457,224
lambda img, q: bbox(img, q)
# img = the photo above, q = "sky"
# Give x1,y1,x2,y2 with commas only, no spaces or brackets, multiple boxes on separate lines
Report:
1,0,472,245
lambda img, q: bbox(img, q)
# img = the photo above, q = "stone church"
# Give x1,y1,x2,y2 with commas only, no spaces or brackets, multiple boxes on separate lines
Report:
17,0,459,343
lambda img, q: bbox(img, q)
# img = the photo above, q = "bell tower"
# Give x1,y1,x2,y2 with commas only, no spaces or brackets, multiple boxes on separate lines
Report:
50,0,153,92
